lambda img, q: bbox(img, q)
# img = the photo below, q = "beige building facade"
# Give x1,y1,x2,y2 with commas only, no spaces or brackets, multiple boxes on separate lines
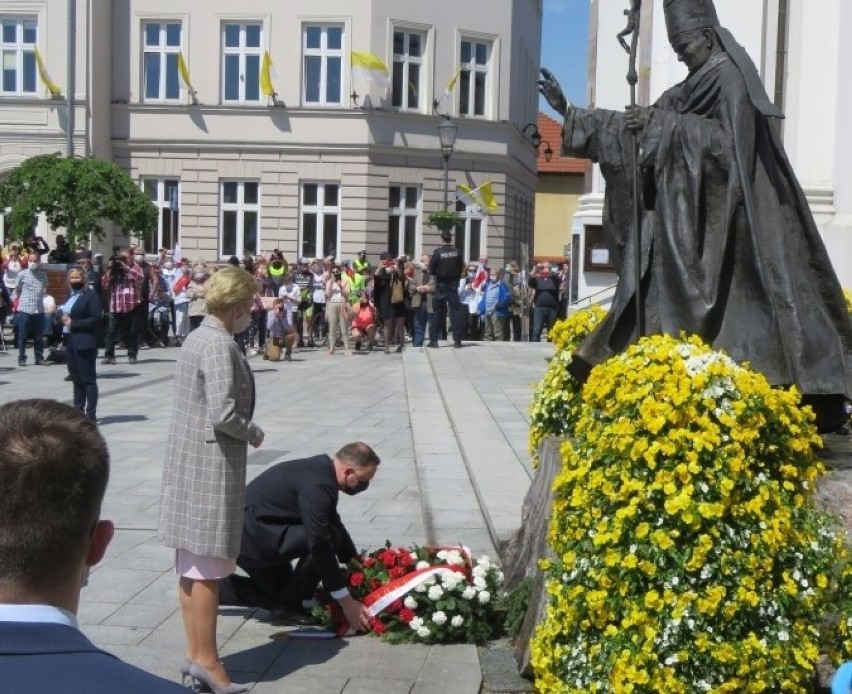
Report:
0,0,542,266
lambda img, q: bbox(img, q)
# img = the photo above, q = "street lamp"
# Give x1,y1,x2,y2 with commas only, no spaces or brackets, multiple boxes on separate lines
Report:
522,122,542,150
541,140,554,162
437,116,458,210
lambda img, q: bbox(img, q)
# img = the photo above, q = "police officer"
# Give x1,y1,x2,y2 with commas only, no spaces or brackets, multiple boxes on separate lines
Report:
428,228,465,348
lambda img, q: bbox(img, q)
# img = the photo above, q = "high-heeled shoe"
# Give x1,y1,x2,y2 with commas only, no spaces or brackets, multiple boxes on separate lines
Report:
189,662,249,694
179,657,194,686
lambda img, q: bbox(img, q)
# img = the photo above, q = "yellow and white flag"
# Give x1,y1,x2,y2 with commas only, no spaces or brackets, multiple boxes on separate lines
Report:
457,182,500,214
177,51,197,100
33,47,61,98
261,51,277,97
436,65,463,107
351,51,389,90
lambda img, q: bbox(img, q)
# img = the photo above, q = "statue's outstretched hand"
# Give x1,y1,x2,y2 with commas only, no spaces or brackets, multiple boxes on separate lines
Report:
538,68,570,117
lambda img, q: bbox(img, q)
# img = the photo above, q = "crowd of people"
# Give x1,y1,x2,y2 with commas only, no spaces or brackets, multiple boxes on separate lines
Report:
1,237,575,372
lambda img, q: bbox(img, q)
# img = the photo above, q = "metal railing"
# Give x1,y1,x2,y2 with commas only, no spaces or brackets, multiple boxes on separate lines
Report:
568,283,618,310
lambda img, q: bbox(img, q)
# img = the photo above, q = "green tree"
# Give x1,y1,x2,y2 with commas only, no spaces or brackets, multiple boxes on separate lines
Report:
0,153,157,248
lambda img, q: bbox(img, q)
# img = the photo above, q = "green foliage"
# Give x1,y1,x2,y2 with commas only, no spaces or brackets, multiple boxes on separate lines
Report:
0,153,157,247
426,209,462,229
503,578,532,640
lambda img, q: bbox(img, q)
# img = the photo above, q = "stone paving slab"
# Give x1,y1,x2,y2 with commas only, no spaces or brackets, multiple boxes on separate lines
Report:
0,339,552,691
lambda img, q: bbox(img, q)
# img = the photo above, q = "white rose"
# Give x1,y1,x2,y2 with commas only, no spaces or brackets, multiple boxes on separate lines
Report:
409,616,424,631
427,585,444,601
404,596,418,610
416,626,431,638
472,565,487,578
432,611,448,625
437,550,449,561
441,573,461,591
409,552,418,562
478,590,491,604
473,576,487,589
477,556,492,569
446,551,465,566
462,586,477,600
416,561,430,570
451,615,464,627
415,583,428,593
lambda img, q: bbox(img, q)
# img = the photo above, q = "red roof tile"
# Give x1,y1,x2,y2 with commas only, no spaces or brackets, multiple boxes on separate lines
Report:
536,112,586,174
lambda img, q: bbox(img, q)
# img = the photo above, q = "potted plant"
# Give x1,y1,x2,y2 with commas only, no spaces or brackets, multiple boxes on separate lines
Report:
426,209,462,232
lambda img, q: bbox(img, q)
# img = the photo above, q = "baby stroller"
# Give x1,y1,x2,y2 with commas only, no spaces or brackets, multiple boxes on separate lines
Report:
147,297,171,348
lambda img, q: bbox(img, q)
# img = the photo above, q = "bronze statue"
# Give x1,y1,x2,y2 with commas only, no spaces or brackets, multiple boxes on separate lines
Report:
539,0,852,431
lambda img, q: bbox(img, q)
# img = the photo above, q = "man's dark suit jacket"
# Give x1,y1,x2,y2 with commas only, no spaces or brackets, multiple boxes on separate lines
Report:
66,287,102,351
239,454,358,594
0,621,187,693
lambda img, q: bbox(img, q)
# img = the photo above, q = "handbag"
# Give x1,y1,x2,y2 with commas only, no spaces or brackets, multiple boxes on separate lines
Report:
390,276,405,304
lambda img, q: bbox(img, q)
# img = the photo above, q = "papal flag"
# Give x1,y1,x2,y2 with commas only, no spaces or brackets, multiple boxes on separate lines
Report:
478,182,499,214
33,47,61,98
177,52,197,100
437,65,463,106
351,51,389,90
261,51,277,98
456,183,481,209
457,182,500,214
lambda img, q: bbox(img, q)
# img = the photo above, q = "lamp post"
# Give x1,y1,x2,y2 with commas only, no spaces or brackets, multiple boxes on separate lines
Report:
437,116,457,210
522,122,542,150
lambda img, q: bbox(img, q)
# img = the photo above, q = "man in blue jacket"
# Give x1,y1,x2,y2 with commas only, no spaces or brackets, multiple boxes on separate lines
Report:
478,267,511,341
0,399,187,693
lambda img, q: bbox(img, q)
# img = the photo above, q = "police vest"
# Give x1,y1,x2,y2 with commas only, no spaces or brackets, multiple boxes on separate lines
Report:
431,245,462,283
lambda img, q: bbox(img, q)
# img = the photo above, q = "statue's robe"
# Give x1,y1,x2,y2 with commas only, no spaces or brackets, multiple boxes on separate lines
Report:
563,51,851,425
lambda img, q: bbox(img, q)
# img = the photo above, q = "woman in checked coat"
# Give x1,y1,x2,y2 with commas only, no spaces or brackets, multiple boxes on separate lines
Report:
159,266,264,694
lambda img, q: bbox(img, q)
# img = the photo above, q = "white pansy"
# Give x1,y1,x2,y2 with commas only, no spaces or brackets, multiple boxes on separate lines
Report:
462,586,477,600
478,590,491,604
778,630,790,642
451,615,464,627
404,596,418,609
427,585,444,601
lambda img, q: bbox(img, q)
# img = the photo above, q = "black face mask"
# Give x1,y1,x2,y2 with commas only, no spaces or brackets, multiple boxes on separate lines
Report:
70,281,85,290
343,476,370,496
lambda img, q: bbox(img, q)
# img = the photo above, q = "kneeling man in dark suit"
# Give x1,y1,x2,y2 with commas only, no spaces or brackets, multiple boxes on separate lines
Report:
220,442,379,632
0,399,187,693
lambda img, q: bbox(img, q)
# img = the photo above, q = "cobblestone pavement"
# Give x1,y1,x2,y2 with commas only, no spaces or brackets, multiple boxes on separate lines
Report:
0,338,551,693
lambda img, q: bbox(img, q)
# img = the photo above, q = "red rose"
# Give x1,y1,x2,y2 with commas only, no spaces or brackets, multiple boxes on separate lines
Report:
399,552,414,567
389,566,406,580
387,599,403,613
349,572,365,588
369,617,386,635
380,550,396,568
398,608,415,623
363,557,376,568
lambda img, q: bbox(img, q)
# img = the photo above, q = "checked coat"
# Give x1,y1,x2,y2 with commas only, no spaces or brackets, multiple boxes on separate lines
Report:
158,316,261,559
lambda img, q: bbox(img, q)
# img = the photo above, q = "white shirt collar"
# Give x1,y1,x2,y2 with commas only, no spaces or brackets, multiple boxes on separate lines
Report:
0,603,79,630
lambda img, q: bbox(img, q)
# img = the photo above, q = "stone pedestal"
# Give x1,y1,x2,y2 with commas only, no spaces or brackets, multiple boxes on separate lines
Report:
502,436,565,678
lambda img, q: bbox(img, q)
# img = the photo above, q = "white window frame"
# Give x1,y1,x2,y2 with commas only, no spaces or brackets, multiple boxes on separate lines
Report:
459,37,491,118
299,182,341,260
454,200,485,262
391,29,424,111
388,185,421,258
0,16,37,96
220,180,261,259
141,178,180,255
221,22,263,104
142,20,182,102
301,23,344,106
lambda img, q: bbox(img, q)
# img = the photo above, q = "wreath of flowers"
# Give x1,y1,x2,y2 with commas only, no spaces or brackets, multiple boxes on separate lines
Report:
313,543,505,644
528,305,607,467
531,333,852,693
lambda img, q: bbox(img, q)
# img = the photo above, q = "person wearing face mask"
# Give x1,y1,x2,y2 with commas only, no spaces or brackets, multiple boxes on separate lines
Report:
218,442,380,631
158,266,264,694
100,250,144,365
478,268,511,341
60,266,103,421
13,252,48,366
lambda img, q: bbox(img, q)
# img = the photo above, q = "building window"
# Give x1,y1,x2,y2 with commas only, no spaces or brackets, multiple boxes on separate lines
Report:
142,179,180,255
300,183,340,259
220,181,260,259
388,186,419,258
302,24,343,105
143,21,182,101
391,30,423,110
1,17,37,96
455,199,484,262
459,39,490,117
222,22,262,103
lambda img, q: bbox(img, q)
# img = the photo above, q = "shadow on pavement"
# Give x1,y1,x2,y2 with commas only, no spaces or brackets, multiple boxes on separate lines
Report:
222,635,347,683
98,414,149,426
99,372,139,380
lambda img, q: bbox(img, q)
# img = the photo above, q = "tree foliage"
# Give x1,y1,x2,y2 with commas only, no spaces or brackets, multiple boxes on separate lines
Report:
0,153,157,248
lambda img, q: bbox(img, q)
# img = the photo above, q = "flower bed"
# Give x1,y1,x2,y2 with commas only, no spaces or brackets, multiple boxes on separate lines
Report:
531,334,852,693
528,306,607,467
313,543,506,644
845,287,852,314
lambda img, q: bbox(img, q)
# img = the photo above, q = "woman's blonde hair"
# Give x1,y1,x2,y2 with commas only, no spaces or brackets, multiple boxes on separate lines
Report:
204,266,258,313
